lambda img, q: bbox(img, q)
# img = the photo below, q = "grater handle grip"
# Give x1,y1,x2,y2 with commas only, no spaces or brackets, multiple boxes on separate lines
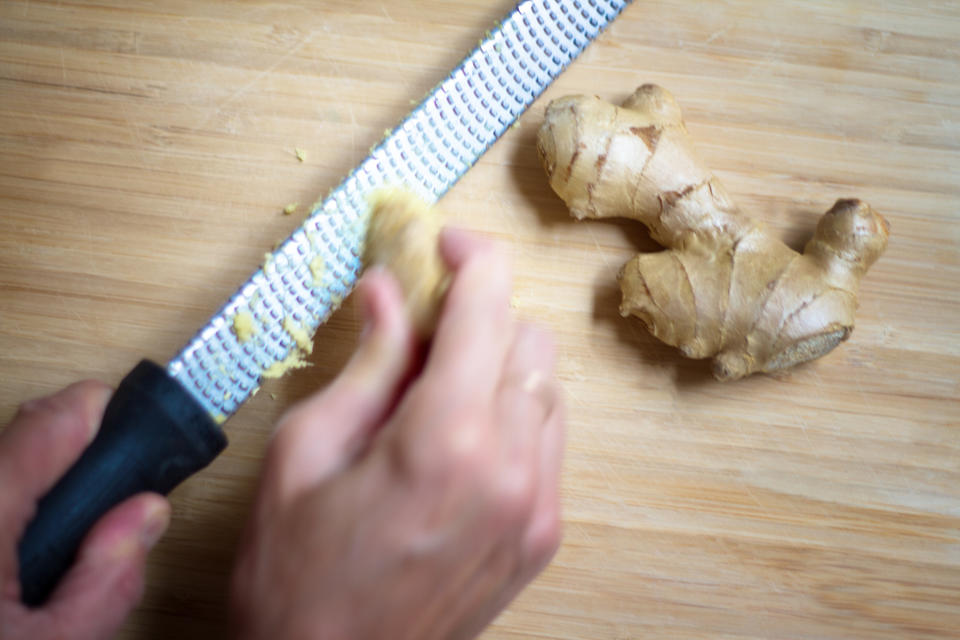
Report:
16,359,227,606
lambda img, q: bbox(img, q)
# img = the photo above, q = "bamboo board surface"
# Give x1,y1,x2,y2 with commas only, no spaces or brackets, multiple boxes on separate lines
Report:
1,1,958,638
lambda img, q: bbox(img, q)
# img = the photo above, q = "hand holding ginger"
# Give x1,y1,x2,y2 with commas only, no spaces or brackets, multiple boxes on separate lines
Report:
537,84,889,380
231,231,563,640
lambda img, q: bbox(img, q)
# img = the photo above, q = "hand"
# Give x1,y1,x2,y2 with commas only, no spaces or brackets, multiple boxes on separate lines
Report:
230,229,565,640
0,381,170,640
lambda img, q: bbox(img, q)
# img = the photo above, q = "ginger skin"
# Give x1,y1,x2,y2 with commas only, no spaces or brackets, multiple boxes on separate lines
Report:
537,84,889,380
364,189,450,337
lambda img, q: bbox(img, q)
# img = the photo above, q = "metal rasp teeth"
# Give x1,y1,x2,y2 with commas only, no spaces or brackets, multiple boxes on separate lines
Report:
167,0,631,421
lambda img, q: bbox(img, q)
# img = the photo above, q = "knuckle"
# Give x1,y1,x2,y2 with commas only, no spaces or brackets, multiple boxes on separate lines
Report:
425,422,489,480
488,464,537,523
390,398,492,483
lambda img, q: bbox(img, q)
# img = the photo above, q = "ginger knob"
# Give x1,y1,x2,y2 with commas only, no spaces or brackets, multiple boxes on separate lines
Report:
537,84,890,380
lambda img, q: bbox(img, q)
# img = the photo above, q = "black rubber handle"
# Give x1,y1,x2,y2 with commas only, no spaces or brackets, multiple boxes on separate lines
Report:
17,360,228,606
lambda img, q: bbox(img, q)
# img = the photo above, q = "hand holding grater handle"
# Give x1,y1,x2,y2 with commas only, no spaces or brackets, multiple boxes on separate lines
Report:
16,361,227,606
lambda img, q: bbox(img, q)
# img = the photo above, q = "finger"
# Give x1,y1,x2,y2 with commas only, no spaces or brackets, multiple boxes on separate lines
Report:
497,324,558,450
266,268,416,498
437,225,490,268
0,381,112,515
491,327,565,603
451,403,565,640
425,228,514,404
43,493,169,640
499,323,557,415
506,325,564,576
463,327,558,591
522,393,565,577
0,381,112,587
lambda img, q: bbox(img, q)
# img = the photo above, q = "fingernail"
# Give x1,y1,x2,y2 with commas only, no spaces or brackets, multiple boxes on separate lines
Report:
141,500,171,550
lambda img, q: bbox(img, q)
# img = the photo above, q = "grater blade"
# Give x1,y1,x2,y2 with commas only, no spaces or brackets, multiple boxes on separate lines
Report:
167,0,631,421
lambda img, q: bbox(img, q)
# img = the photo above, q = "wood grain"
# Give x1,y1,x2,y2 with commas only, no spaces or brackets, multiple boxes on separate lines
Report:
1,1,958,638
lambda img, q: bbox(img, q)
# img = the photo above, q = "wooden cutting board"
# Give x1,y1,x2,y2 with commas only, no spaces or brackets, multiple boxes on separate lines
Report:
1,1,958,638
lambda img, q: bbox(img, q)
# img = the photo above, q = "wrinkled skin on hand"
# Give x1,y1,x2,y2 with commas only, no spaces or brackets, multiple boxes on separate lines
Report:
230,229,565,640
0,382,170,640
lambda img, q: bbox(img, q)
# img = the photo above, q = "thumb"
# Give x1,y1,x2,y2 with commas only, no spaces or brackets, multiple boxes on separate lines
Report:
42,493,169,640
265,267,417,497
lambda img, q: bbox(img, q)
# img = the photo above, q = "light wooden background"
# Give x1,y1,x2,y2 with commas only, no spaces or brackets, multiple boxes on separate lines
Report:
1,1,958,638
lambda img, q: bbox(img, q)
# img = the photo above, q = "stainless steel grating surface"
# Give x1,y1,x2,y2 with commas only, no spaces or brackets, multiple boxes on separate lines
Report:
167,0,631,421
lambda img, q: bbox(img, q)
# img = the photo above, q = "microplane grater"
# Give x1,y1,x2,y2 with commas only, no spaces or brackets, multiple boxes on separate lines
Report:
168,0,630,421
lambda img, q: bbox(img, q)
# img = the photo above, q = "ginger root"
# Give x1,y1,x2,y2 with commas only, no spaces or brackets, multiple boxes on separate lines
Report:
364,189,450,337
537,84,889,380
